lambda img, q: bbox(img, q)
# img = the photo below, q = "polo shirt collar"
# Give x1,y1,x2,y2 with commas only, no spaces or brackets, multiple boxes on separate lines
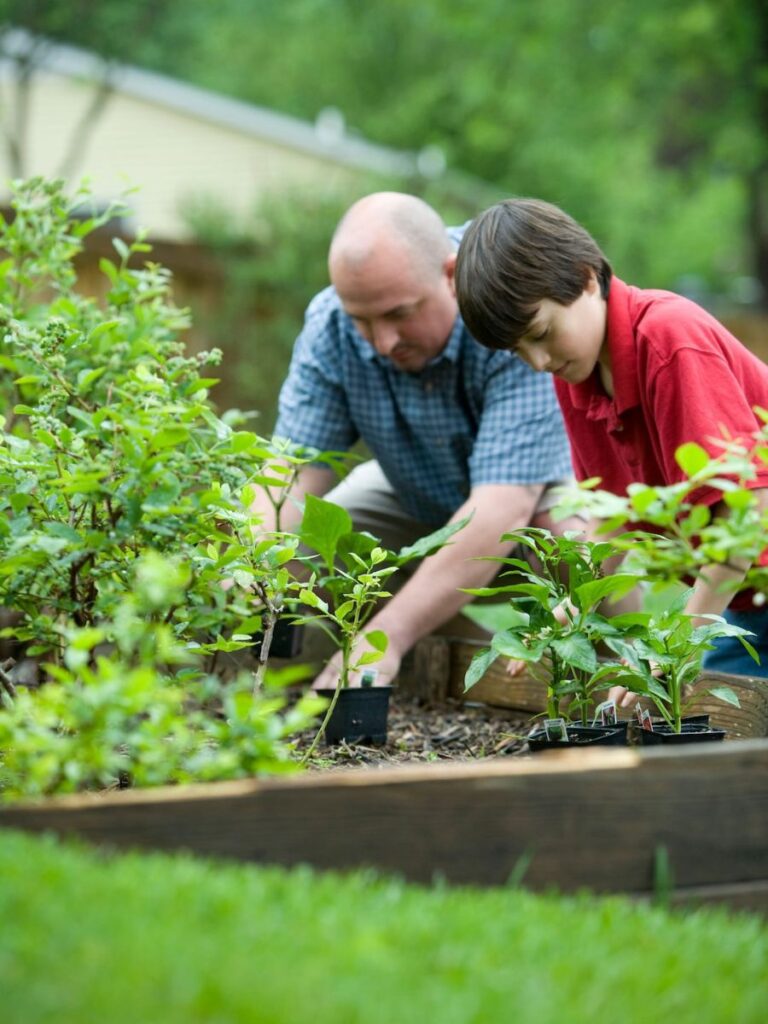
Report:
606,277,641,414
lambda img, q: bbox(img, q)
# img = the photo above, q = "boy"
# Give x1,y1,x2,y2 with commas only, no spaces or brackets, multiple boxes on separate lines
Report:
454,197,768,677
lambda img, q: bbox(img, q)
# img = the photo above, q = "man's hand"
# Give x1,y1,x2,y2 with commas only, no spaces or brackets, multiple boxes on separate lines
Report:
311,637,402,691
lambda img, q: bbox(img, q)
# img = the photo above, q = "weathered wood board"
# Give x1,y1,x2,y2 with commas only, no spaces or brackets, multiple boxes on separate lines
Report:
2,741,767,912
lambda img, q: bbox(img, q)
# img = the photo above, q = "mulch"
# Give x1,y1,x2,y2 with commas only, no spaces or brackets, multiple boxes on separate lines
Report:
294,689,538,770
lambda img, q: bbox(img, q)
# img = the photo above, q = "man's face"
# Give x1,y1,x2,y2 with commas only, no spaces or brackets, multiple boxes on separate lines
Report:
514,275,607,384
333,249,458,373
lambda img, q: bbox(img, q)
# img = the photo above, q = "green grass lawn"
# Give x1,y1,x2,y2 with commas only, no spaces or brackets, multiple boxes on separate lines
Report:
0,829,765,1024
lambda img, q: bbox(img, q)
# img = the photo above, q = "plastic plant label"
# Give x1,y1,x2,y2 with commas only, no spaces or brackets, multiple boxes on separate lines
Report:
594,700,618,726
543,717,569,743
636,707,654,732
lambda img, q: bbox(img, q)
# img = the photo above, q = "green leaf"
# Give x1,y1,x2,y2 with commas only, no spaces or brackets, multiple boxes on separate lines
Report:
723,488,756,511
152,427,191,450
334,600,355,621
32,429,58,449
76,366,107,392
464,647,498,690
87,320,122,342
707,685,741,708
491,631,536,660
574,574,640,611
364,629,388,652
298,587,328,614
356,650,385,666
675,442,710,477
227,431,259,453
396,514,471,564
461,602,529,633
185,378,220,396
551,633,598,673
299,494,352,571
113,237,130,262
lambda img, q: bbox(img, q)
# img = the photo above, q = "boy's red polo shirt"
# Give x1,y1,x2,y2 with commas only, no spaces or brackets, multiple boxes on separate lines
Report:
554,277,768,610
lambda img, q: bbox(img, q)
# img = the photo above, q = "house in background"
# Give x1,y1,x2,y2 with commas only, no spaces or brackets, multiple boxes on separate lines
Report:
0,28,441,241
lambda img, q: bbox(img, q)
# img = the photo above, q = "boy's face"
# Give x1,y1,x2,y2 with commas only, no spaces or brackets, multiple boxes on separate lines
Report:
514,274,607,384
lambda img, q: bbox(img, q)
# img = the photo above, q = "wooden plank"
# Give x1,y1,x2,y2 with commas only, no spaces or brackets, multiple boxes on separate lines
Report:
398,635,451,703
446,639,548,710
1,741,766,909
667,879,768,914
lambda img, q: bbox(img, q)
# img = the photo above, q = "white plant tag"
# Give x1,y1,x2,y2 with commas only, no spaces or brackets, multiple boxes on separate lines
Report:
594,700,618,726
543,717,569,743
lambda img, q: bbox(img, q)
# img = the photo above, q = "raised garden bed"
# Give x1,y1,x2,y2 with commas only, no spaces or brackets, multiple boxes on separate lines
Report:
2,635,766,913
1,715,766,914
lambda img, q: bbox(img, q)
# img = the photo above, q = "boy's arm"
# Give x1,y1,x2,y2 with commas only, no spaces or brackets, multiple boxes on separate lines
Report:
311,481,545,689
683,489,768,621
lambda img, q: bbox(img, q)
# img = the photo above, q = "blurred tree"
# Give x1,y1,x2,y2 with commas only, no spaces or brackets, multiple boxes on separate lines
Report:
5,0,766,301
155,0,766,301
598,0,768,300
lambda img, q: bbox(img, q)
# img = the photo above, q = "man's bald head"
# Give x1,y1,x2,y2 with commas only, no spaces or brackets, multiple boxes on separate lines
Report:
329,192,452,284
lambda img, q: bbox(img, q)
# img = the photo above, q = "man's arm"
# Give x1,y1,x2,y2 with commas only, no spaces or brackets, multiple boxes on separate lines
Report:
311,482,544,688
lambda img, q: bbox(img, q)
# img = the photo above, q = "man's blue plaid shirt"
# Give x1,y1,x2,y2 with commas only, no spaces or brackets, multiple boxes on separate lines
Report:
274,239,572,527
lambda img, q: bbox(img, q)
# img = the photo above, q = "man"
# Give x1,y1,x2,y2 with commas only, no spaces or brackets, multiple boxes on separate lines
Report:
260,192,574,688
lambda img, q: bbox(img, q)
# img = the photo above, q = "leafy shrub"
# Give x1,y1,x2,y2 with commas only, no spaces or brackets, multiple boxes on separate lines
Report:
0,177,302,661
0,553,323,800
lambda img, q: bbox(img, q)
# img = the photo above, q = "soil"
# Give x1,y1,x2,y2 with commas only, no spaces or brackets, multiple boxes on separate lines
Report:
294,688,538,770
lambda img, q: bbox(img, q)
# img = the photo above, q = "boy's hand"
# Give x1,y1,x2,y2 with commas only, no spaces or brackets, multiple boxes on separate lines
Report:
607,683,635,708
505,598,574,677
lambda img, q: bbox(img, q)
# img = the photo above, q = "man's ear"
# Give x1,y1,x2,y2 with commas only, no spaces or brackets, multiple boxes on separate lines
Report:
444,251,458,294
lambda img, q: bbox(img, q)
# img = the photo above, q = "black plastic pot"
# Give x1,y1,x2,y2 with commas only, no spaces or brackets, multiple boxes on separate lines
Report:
637,721,725,746
252,617,304,659
527,724,627,752
571,721,629,745
315,685,392,745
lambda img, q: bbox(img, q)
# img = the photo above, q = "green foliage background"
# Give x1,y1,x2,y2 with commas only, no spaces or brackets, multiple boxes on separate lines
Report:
5,0,768,419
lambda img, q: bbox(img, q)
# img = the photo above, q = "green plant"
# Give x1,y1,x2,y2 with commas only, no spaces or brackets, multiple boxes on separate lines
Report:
598,590,757,734
554,431,768,601
0,177,300,669
295,495,467,756
0,552,323,801
462,527,642,723
541,433,768,732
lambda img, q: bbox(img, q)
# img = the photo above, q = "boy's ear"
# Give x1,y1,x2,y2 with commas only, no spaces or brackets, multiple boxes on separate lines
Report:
585,269,601,294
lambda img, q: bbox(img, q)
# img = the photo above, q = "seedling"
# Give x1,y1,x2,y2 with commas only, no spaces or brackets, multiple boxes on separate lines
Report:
599,589,758,733
462,527,643,723
296,494,468,757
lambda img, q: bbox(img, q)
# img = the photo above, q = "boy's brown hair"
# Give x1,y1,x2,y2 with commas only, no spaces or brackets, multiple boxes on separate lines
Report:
454,198,613,350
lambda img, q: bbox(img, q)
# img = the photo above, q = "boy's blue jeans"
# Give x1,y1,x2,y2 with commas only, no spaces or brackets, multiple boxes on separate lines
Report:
701,608,768,677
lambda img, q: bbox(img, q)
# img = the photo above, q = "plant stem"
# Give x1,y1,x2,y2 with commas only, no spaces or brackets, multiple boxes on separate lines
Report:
299,643,351,765
252,603,277,698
